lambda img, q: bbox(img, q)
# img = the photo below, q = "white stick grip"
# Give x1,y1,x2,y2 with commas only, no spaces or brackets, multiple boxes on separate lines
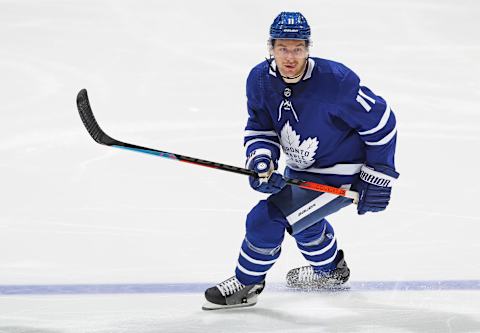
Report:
345,190,359,204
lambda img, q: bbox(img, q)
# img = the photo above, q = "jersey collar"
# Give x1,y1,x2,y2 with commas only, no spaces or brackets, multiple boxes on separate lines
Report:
268,58,315,81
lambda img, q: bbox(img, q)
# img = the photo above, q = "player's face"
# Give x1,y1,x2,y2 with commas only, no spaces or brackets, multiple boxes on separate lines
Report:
272,40,308,78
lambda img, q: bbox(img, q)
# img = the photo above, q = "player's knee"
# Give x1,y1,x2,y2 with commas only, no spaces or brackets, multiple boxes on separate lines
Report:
245,200,288,248
293,219,335,246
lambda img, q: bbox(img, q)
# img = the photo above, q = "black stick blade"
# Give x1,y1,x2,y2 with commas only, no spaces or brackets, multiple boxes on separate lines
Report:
76,89,116,145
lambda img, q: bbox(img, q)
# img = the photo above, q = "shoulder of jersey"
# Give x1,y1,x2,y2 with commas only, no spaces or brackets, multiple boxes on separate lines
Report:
310,57,353,82
248,60,270,77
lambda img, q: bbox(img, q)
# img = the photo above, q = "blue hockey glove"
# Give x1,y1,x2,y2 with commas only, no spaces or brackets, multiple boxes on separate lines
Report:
247,155,286,194
356,165,399,215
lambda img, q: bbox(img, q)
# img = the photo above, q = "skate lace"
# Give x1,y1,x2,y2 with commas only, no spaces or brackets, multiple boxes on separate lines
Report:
297,266,315,282
217,277,245,297
297,266,328,282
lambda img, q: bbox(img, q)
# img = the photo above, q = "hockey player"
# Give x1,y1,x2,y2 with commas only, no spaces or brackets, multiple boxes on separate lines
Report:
203,12,399,310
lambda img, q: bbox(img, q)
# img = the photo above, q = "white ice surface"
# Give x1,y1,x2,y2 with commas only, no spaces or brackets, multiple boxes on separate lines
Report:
0,291,479,333
1,0,480,332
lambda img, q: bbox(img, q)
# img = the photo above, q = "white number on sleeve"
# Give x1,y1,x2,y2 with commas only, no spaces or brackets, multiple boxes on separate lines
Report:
356,88,376,112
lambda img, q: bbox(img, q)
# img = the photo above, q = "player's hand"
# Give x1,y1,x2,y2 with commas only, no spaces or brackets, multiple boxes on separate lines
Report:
356,165,399,215
247,155,286,194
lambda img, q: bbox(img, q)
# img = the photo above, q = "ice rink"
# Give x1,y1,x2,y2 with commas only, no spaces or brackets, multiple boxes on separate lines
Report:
1,0,479,332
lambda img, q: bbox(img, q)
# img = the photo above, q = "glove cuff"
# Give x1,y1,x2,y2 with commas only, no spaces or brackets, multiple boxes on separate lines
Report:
360,165,398,188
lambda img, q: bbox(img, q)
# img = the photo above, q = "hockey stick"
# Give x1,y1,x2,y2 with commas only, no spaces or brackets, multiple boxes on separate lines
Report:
76,89,359,203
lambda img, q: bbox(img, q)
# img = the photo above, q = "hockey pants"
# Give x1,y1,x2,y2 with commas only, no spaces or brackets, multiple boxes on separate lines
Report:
235,178,353,285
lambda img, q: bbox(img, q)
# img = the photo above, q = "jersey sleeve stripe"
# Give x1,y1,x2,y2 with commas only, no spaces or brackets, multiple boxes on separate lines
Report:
245,138,282,150
244,130,277,137
365,125,397,146
358,103,392,136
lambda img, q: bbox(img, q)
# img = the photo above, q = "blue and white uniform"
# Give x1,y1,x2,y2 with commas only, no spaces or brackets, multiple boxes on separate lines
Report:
235,57,398,285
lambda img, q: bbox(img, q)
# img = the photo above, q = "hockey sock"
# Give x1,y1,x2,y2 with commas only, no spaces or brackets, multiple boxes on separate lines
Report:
235,238,281,285
294,219,338,273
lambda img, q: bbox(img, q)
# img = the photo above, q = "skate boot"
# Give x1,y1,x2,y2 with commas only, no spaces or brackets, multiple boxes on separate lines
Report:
202,276,265,310
286,249,350,289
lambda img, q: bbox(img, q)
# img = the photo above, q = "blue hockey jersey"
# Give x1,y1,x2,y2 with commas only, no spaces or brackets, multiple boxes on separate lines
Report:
244,57,397,186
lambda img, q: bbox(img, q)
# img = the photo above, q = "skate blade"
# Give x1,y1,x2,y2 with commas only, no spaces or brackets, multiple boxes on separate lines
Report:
202,298,258,311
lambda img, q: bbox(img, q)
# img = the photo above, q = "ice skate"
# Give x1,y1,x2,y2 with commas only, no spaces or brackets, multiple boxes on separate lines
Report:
202,276,265,310
286,249,350,289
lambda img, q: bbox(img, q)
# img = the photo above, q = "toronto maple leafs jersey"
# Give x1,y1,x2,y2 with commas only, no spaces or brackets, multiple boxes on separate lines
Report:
244,57,397,186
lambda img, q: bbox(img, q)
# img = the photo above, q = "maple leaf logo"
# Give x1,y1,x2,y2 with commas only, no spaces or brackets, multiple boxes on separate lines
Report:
280,121,319,169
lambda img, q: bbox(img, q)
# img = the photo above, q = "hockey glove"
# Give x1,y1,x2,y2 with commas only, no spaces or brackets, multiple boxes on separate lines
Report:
247,155,286,194
356,164,399,215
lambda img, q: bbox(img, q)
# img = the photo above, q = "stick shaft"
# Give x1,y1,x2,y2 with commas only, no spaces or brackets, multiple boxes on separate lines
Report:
113,143,358,202
76,89,358,203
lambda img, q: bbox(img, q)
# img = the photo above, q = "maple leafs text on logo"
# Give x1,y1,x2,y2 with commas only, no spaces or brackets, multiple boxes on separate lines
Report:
280,121,319,169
